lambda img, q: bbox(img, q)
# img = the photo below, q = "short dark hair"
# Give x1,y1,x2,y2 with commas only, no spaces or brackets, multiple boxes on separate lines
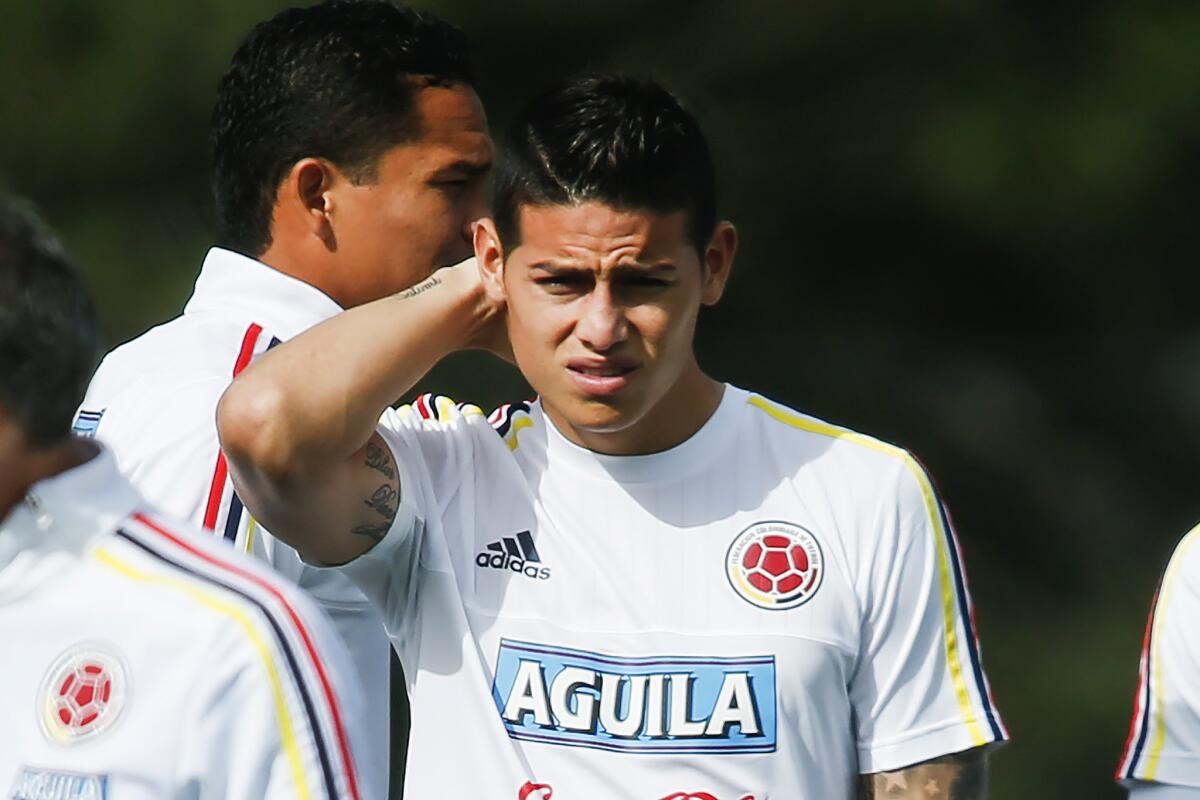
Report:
493,73,717,254
210,0,475,256
0,198,98,447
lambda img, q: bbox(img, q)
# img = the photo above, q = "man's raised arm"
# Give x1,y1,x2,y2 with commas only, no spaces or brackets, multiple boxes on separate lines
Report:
216,260,501,566
859,750,988,800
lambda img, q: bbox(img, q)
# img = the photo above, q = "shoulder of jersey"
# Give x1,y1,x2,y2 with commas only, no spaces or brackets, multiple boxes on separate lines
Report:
396,392,535,450
93,315,279,392
93,509,333,656
741,391,915,478
95,509,364,800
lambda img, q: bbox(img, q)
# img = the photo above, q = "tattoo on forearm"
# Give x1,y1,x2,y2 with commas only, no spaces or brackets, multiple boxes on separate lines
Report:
396,275,442,300
351,436,401,545
351,521,391,543
365,484,398,520
365,441,396,479
858,751,986,800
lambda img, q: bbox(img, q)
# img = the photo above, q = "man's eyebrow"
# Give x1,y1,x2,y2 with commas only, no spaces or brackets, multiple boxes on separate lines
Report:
432,158,492,177
528,261,678,276
612,261,677,273
529,262,590,275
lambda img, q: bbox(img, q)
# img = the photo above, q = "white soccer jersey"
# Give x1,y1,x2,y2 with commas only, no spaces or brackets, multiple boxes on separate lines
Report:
78,247,390,798
0,449,368,800
1119,524,1200,792
329,385,1008,800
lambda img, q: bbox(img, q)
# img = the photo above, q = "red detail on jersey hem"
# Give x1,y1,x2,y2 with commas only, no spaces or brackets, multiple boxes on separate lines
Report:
201,323,263,531
133,511,361,800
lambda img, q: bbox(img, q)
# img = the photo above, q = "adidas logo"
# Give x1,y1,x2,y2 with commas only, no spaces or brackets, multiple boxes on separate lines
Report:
475,530,551,580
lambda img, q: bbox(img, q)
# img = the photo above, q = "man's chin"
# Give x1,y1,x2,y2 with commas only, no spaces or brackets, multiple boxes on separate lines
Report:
550,395,641,435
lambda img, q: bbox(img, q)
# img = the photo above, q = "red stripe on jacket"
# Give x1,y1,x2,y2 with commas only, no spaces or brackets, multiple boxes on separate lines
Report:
202,323,263,531
133,511,361,799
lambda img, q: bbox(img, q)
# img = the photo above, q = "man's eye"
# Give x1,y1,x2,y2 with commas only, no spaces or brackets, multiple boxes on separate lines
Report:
623,276,672,288
536,276,589,291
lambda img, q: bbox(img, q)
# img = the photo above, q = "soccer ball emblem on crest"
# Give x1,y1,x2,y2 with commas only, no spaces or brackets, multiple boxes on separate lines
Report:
39,645,127,744
726,521,823,610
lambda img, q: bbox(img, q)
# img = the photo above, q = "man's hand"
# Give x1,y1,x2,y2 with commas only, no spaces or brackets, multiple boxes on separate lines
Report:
858,749,987,800
460,257,512,361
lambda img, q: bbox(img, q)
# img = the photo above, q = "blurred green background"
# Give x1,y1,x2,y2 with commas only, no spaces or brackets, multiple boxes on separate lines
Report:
5,1,1200,796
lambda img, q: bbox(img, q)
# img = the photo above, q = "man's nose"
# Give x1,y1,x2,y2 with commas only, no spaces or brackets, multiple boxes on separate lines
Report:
575,284,628,351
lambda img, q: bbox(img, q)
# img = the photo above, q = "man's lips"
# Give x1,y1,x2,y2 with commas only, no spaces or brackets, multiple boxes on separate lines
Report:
566,359,638,396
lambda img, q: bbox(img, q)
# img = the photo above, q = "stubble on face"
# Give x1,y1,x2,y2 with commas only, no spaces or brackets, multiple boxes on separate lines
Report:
332,84,493,306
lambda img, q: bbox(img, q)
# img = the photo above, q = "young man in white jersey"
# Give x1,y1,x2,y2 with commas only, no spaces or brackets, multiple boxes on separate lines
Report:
219,74,1008,799
78,4,494,795
1117,523,1200,798
0,198,369,799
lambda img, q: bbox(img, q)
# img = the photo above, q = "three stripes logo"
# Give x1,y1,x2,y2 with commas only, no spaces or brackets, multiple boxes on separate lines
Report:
476,530,551,581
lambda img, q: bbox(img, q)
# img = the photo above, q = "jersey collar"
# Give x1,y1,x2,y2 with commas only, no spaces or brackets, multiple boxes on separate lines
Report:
0,447,141,600
538,384,747,484
183,247,344,341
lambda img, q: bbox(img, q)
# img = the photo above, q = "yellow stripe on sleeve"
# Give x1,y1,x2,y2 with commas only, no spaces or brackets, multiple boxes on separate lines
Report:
1145,524,1200,779
93,547,313,799
506,415,534,450
746,394,986,746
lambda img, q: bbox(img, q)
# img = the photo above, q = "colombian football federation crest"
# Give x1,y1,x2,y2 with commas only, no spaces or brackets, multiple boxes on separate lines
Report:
38,645,127,745
726,521,823,610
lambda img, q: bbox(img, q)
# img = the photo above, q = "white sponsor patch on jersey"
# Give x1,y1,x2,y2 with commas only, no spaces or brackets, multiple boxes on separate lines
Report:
70,410,103,440
9,767,107,800
492,639,776,754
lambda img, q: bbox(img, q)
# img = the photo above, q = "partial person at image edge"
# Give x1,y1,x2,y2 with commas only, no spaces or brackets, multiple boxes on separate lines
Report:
0,196,368,798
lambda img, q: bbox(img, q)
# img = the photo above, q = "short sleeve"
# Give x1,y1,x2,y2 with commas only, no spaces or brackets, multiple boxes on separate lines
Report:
1129,784,1200,799
177,578,372,800
329,394,494,644
1118,527,1200,789
850,456,1007,773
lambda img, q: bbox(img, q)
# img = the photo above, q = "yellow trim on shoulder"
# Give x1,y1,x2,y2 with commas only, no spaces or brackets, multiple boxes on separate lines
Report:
244,515,258,555
746,394,987,746
505,415,534,451
433,395,457,423
1145,523,1200,779
93,546,313,799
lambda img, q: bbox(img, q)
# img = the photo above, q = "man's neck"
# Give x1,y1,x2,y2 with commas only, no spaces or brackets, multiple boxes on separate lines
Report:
0,438,97,524
257,244,345,308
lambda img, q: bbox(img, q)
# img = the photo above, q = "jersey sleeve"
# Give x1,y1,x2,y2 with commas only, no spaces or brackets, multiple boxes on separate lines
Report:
330,394,495,647
177,577,373,800
1129,784,1200,799
849,456,1008,773
1118,526,1200,789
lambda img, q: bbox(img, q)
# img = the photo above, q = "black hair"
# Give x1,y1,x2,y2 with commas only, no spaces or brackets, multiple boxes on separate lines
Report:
210,0,475,256
493,73,717,254
0,198,98,447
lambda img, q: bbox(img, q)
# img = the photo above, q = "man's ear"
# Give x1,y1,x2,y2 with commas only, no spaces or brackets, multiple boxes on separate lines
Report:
701,221,738,306
278,158,338,250
474,217,508,302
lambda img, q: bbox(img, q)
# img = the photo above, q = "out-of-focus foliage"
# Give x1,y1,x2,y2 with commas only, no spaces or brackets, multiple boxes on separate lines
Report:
4,1,1199,796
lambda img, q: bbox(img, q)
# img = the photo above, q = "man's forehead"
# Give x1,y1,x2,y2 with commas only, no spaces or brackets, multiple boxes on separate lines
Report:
516,203,689,261
412,83,489,140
